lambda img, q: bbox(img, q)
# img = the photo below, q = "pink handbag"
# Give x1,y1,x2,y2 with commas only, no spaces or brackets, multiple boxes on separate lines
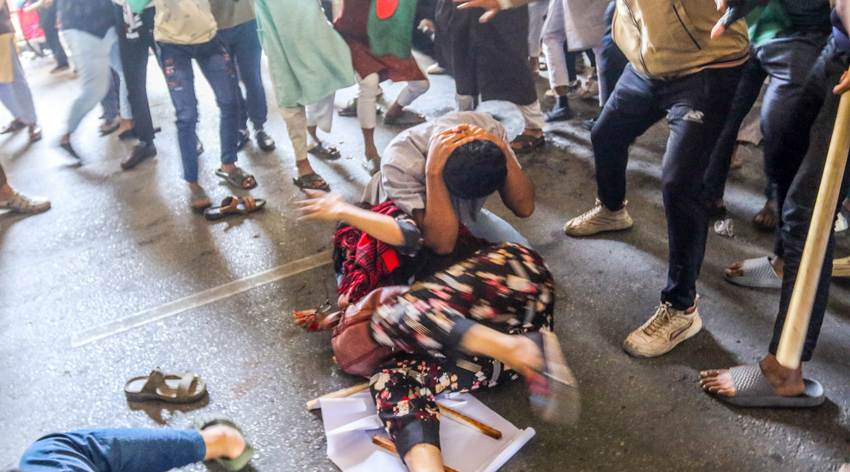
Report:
331,286,408,377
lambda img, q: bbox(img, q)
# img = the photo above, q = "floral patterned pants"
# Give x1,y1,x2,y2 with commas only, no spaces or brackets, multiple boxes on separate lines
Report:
369,243,555,459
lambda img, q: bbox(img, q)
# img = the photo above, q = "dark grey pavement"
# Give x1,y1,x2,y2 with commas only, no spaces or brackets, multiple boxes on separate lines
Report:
1,51,849,472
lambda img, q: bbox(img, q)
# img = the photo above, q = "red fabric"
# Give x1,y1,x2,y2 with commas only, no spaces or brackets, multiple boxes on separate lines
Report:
334,201,406,305
333,0,425,83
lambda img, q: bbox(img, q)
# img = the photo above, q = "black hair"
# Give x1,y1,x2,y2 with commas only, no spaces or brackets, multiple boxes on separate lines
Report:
442,139,508,199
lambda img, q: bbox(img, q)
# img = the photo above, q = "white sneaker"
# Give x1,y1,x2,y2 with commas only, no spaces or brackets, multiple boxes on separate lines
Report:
0,190,50,214
578,76,599,101
564,199,633,236
426,63,446,75
836,212,848,232
623,302,702,357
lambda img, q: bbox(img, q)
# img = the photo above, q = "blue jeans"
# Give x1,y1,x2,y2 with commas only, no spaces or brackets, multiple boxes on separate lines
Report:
593,63,743,310
63,27,131,133
215,20,267,132
157,39,240,183
466,209,531,247
0,35,37,124
600,1,627,104
18,429,205,472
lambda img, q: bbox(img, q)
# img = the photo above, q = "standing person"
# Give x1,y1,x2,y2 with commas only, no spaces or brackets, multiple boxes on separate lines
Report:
540,0,607,122
703,0,830,223
434,0,546,154
28,0,69,72
0,1,42,143
527,0,548,73
0,161,50,214
252,0,355,192
58,0,133,158
334,0,431,175
144,0,254,211
113,0,162,170
700,3,850,408
209,0,275,153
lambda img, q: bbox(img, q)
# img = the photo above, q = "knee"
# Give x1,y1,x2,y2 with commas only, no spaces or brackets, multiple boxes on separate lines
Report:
174,107,198,128
358,74,381,100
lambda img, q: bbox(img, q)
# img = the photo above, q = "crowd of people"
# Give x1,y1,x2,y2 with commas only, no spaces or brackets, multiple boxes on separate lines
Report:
2,0,850,470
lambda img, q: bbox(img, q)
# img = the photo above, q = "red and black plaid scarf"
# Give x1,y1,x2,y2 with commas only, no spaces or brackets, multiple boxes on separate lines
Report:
333,201,405,304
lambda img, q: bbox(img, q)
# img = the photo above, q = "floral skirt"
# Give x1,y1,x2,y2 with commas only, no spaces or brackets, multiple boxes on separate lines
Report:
369,242,555,459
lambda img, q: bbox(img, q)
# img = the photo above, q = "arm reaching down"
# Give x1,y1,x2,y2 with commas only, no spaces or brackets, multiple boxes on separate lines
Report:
297,190,406,246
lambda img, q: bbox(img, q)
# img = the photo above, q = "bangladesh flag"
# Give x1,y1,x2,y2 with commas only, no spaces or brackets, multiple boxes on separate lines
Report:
367,0,417,60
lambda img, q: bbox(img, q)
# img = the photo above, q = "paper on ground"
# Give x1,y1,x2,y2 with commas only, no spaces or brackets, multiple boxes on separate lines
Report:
317,391,536,472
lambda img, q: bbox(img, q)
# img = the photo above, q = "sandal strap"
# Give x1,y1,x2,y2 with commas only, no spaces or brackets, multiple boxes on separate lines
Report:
140,369,166,394
242,196,256,212
220,196,239,212
177,371,198,396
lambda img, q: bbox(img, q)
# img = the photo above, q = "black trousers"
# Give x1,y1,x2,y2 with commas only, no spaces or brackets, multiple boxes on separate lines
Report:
592,63,744,310
767,38,850,361
113,5,159,144
38,3,67,68
435,0,536,105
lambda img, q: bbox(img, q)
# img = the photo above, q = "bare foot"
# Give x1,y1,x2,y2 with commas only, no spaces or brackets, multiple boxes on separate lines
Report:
700,354,805,398
117,119,134,135
724,256,784,279
200,424,246,461
385,102,405,121
753,199,777,231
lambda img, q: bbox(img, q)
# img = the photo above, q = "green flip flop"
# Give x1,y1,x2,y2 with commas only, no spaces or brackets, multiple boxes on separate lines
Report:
191,412,254,471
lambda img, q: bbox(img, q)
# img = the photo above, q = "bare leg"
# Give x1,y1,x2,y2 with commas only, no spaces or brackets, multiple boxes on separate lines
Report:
362,127,380,162
384,101,405,121
404,444,445,472
459,324,543,373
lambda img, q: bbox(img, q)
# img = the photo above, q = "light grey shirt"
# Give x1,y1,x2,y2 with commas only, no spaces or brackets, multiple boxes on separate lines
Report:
380,111,520,227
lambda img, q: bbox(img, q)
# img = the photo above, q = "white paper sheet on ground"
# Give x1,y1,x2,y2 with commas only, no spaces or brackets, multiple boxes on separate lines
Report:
316,391,536,472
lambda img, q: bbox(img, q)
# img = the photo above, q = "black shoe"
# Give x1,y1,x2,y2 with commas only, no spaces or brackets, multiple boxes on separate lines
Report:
50,64,69,74
583,118,596,131
121,142,157,170
255,130,275,152
236,130,250,151
118,128,137,140
544,105,574,123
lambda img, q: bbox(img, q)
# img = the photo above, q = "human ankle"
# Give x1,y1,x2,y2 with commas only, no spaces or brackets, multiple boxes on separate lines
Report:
0,184,13,200
760,355,804,395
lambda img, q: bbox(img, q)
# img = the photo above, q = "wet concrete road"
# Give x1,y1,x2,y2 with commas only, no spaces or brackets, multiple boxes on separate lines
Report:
1,52,849,472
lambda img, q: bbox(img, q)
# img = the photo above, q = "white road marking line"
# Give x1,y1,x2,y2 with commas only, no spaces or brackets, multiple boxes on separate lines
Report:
70,250,333,347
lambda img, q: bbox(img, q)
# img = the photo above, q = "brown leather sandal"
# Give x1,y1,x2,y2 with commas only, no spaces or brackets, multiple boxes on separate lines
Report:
124,369,207,403
203,196,266,221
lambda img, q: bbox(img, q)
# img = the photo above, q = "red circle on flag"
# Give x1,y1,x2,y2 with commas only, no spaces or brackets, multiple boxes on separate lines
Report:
376,0,398,19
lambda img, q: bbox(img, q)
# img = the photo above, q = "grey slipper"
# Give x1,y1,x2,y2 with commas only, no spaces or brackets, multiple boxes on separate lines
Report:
191,412,254,471
724,257,782,289
716,364,824,408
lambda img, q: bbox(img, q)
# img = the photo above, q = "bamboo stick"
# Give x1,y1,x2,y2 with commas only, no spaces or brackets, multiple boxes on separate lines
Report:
776,68,850,369
305,382,370,410
371,435,460,472
438,404,502,440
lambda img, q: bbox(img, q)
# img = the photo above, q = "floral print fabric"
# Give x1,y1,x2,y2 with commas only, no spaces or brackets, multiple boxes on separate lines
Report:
369,242,555,459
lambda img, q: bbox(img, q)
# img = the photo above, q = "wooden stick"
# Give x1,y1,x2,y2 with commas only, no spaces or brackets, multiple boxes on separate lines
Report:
776,68,850,369
307,384,503,439
438,404,502,440
371,435,459,472
305,382,370,410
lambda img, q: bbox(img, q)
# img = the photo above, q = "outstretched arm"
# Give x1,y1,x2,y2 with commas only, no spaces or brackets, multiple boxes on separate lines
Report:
452,0,533,22
297,190,406,246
